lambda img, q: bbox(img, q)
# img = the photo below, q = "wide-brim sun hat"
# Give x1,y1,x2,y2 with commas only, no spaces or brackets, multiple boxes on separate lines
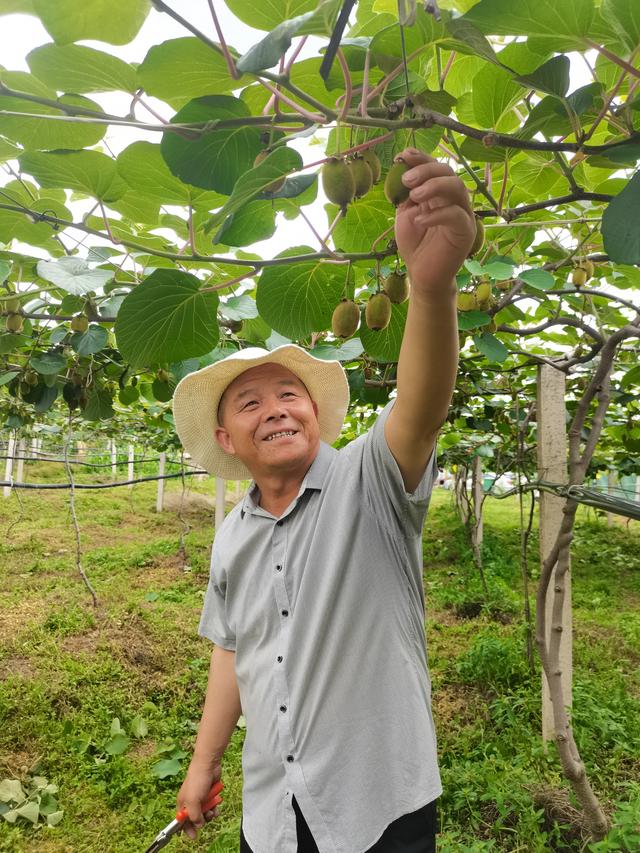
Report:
172,345,350,480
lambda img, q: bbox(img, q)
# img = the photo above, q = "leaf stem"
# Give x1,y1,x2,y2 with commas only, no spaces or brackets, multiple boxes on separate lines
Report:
206,0,240,79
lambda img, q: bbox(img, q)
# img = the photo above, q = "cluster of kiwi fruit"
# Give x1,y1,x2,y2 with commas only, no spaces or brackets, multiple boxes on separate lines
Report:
331,269,410,338
321,148,382,210
457,279,494,313
2,296,23,333
571,259,595,287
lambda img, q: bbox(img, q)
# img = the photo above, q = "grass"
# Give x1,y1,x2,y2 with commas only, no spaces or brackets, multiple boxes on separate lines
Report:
0,458,639,852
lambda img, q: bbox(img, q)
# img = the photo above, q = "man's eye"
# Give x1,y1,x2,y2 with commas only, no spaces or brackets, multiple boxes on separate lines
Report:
282,391,296,397
243,400,258,409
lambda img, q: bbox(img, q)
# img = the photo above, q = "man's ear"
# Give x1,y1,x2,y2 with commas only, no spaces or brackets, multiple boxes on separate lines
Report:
312,400,319,420
215,427,235,455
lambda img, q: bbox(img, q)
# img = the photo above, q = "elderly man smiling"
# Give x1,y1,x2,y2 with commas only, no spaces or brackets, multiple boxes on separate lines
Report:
171,148,476,853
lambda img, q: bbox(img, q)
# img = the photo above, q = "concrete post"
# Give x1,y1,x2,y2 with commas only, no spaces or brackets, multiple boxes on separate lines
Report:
3,433,15,498
537,364,572,745
110,439,117,480
15,438,25,484
127,444,135,489
156,452,166,512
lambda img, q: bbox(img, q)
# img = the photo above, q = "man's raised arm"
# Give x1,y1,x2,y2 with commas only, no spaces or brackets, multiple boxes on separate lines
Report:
384,148,476,493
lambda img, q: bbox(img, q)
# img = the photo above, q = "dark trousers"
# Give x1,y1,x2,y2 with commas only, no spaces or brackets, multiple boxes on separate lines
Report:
240,795,438,852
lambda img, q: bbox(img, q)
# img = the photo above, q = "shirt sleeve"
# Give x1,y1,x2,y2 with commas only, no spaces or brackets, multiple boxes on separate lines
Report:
359,397,438,538
198,543,236,650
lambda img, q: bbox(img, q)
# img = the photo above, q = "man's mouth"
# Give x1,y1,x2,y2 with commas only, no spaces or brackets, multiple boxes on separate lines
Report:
264,430,297,442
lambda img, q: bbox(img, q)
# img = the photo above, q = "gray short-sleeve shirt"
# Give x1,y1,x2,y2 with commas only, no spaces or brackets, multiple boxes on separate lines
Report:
199,399,441,853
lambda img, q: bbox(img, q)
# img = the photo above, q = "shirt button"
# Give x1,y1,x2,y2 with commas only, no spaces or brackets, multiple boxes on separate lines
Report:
277,656,283,663
281,609,289,617
276,564,282,571
280,705,287,713
287,755,294,762
276,520,284,526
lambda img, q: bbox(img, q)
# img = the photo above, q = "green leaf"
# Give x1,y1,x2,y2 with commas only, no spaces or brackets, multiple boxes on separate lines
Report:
37,258,114,295
27,44,137,93
237,1,340,73
117,142,224,208
0,136,20,163
462,0,594,51
0,371,19,386
0,259,11,282
115,269,219,366
138,38,239,107
0,75,106,150
473,331,509,362
220,295,259,321
161,96,262,194
310,338,364,361
81,386,114,421
514,54,571,97
32,0,150,45
602,171,640,264
483,259,515,280
130,715,148,739
223,0,318,31
20,151,127,202
444,17,503,67
519,268,555,290
151,758,183,778
472,64,522,128
47,811,64,827
70,325,109,356
0,779,25,803
208,147,304,236
104,733,130,756
214,200,277,247
329,185,394,254
30,351,66,375
15,800,39,824
602,0,640,52
359,302,408,363
256,248,345,339
457,311,491,330
34,384,58,412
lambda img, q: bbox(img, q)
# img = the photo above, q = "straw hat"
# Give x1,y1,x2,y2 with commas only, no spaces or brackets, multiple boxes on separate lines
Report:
172,345,349,480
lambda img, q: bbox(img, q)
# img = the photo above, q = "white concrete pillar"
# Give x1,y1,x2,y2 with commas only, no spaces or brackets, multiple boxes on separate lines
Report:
3,434,15,498
156,452,166,512
128,444,135,489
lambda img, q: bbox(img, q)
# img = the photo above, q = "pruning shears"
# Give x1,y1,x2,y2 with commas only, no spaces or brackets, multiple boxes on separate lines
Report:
143,780,224,852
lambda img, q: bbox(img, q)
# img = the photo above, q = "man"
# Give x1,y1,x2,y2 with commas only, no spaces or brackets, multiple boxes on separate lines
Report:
172,149,475,852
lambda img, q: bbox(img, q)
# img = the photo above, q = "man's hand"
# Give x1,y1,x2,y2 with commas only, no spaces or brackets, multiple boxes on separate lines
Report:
177,759,222,841
393,148,476,291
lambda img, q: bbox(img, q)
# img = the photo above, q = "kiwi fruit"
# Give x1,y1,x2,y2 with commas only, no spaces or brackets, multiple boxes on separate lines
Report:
226,319,243,334
321,157,355,209
467,216,485,257
157,368,170,383
2,297,20,313
571,267,588,287
331,299,360,338
254,150,286,193
457,292,478,312
360,148,381,183
384,159,410,206
383,271,410,304
365,293,392,331
71,315,89,333
347,155,373,199
25,369,39,386
5,313,23,333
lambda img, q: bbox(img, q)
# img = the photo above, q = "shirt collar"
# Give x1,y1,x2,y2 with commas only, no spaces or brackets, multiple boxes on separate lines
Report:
240,441,336,518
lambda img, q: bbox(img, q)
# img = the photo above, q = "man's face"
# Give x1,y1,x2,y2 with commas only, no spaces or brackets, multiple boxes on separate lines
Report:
215,363,320,479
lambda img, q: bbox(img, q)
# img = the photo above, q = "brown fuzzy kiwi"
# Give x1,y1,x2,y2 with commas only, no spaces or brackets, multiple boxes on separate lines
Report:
457,292,478,312
360,148,381,183
71,315,89,333
467,216,485,257
321,157,355,208
347,155,373,199
331,300,360,338
365,293,392,331
383,271,410,304
384,159,410,206
254,150,286,193
6,313,23,333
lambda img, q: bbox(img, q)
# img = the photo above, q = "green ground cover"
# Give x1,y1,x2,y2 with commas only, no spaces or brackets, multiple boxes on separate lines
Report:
0,460,638,852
